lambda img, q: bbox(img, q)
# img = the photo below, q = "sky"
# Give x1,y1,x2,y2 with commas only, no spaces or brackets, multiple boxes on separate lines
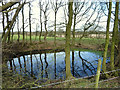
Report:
0,0,119,33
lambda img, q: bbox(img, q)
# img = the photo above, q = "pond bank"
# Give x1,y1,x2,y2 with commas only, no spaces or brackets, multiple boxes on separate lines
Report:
2,41,104,61
2,41,120,89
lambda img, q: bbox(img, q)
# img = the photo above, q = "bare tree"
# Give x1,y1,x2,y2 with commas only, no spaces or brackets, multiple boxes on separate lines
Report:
2,2,25,44
72,2,85,46
51,0,63,46
0,0,19,12
41,1,49,42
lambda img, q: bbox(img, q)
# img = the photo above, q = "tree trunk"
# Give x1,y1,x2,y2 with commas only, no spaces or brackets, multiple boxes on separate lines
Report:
29,2,32,43
39,1,42,42
11,27,14,42
54,1,57,46
44,14,48,42
72,14,76,46
2,2,5,39
54,11,57,46
118,3,120,49
110,2,119,71
22,4,25,42
6,11,10,43
102,1,112,72
17,16,20,42
35,24,38,41
65,0,73,79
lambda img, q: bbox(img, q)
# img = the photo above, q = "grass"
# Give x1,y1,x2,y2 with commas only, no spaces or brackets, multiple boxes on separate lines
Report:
12,35,65,41
11,34,105,46
75,38,105,46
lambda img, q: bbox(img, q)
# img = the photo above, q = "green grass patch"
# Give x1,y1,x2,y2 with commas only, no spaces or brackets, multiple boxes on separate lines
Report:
11,34,105,46
76,37,105,46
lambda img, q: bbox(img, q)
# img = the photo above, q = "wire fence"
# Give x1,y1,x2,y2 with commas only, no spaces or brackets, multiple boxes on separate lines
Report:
31,69,120,89
80,76,119,88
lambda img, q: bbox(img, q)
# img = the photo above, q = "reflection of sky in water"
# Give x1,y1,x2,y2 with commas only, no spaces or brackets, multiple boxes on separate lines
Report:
7,50,110,80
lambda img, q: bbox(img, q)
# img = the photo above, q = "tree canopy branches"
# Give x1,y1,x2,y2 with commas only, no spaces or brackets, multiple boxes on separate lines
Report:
0,0,20,12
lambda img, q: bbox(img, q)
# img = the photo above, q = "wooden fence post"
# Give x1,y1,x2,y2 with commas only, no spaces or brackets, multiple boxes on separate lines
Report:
95,59,102,88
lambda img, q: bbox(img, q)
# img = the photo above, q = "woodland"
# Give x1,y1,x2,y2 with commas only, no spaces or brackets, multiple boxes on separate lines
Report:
0,0,120,89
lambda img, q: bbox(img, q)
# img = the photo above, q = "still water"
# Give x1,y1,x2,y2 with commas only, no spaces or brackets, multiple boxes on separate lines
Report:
7,50,110,80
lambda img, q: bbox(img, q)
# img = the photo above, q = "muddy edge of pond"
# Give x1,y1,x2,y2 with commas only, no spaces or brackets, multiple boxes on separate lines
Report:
2,41,104,62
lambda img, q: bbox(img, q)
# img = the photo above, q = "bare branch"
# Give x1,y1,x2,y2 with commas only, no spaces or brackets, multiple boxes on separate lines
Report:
0,0,20,12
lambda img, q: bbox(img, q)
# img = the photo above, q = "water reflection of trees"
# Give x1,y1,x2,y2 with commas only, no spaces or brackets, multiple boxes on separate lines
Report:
40,54,43,78
30,54,33,77
45,53,48,78
78,51,96,75
8,51,98,79
54,52,57,79
71,51,97,77
23,55,26,73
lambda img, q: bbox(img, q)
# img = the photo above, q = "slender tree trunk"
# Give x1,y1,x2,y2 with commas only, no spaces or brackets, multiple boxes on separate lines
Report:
118,19,120,50
6,12,10,43
39,22,42,42
102,1,112,72
17,16,20,42
39,1,42,42
22,4,25,42
54,11,57,46
29,2,32,43
118,2,120,49
115,25,119,47
72,14,76,46
35,24,38,41
44,14,48,42
65,0,73,79
11,28,13,42
26,32,27,41
118,19,120,49
110,2,119,71
2,2,5,39
54,1,57,46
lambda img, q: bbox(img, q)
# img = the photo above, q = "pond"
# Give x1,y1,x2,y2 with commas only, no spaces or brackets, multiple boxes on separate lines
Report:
7,50,110,80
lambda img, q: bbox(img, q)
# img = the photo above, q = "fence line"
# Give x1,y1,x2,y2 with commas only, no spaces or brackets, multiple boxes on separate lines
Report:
80,76,119,88
31,69,120,89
